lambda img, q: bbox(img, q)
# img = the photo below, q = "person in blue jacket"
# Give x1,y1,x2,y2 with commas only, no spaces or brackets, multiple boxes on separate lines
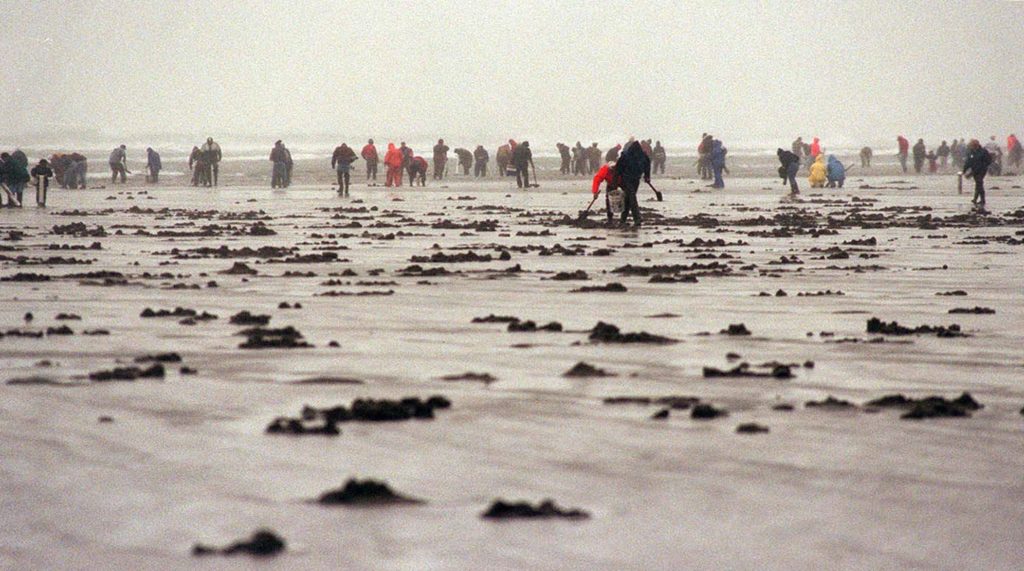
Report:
709,139,726,188
826,155,846,188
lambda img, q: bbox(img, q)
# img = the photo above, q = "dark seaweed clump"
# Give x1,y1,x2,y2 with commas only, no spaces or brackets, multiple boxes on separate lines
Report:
865,392,982,420
588,321,676,344
481,499,589,520
192,529,285,557
317,479,423,506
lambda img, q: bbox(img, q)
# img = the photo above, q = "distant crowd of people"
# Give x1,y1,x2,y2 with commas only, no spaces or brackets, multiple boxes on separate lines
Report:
2,131,1020,210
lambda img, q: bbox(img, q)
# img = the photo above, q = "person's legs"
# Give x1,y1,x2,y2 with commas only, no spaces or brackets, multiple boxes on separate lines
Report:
515,166,524,188
620,178,641,225
337,166,344,189
110,164,117,183
974,171,986,204
605,193,613,223
11,182,24,206
787,163,799,193
713,165,724,188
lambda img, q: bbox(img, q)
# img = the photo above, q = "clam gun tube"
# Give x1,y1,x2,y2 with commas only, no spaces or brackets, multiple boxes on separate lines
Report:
958,172,963,194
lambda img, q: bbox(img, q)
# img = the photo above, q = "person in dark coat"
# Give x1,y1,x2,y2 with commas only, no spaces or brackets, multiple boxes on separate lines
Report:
605,144,621,163
511,141,534,188
651,141,667,174
473,145,489,177
432,139,449,180
962,139,991,206
615,141,651,227
400,143,417,185
331,143,358,196
454,148,473,175
1,152,30,207
146,147,162,183
777,148,801,194
270,140,288,188
912,139,927,174
557,143,571,174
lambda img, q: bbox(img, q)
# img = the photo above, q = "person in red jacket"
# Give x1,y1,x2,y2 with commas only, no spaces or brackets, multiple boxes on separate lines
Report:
592,161,621,223
1007,134,1022,170
809,137,821,158
897,135,910,173
384,143,403,187
361,139,379,181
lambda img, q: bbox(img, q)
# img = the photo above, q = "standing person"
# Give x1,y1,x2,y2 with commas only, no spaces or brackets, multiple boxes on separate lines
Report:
190,146,203,187
572,142,585,175
557,143,571,174
331,143,358,196
605,143,621,163
962,139,992,206
777,148,801,194
641,139,653,158
912,139,926,174
432,139,449,180
860,146,873,167
926,150,939,173
1007,134,1022,171
283,144,294,187
360,139,379,182
146,147,162,183
698,134,713,179
201,137,222,186
588,143,601,174
791,136,804,157
809,137,821,158
709,139,727,188
269,140,288,188
109,145,128,183
384,143,403,187
398,142,414,185
30,159,53,206
615,140,651,227
651,141,666,175
454,148,473,175
592,160,621,223
896,135,910,173
937,140,950,169
473,145,489,177
512,140,534,188
1,152,30,207
145,147,160,183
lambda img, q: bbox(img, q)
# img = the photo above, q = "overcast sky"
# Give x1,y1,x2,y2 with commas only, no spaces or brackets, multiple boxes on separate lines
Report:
2,0,1022,147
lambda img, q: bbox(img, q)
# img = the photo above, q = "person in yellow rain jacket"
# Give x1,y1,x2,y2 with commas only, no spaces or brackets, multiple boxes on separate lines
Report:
808,153,827,187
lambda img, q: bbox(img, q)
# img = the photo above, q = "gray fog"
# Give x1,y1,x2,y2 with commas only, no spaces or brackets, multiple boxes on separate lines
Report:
3,0,1022,146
